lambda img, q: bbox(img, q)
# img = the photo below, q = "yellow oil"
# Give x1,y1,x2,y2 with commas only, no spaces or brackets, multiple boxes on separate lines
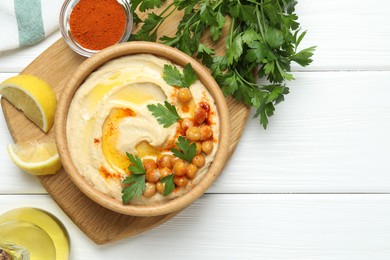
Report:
85,81,157,110
0,208,69,260
111,86,154,104
102,108,135,172
136,141,160,158
85,82,119,111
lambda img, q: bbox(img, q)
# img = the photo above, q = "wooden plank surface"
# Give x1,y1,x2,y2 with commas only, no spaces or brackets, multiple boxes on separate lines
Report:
1,194,390,260
1,0,390,258
2,71,390,194
1,0,390,72
0,0,251,243
294,0,390,71
0,37,249,244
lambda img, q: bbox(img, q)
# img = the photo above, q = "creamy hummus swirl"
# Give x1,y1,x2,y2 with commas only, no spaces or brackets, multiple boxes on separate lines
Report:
67,54,219,204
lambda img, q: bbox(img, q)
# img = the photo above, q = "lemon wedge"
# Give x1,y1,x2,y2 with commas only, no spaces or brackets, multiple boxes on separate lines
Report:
0,74,57,133
7,139,62,175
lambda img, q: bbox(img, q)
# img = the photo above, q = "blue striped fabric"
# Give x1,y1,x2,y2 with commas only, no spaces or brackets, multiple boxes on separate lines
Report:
14,0,45,47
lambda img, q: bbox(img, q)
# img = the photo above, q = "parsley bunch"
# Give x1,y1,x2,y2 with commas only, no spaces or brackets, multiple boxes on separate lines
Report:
130,0,315,128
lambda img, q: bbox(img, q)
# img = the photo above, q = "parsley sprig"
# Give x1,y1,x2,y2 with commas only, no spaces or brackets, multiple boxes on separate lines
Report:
163,63,198,88
122,153,147,203
147,101,181,128
171,136,197,163
130,0,315,128
160,174,175,196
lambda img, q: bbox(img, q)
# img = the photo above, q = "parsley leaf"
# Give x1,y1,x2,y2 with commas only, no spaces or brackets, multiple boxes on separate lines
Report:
163,63,198,88
147,101,181,128
138,0,162,12
122,174,146,203
160,174,175,196
163,64,183,87
126,152,146,175
182,64,198,87
131,0,316,129
130,13,163,41
121,153,147,203
171,136,197,163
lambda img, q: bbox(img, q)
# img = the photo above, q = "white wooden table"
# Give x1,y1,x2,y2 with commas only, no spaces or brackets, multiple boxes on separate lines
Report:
1,0,390,259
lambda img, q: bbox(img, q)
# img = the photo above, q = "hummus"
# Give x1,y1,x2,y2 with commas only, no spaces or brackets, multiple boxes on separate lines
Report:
67,54,219,204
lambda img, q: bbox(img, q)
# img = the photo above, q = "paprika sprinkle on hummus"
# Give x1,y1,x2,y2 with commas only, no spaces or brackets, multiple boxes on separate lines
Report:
69,0,127,50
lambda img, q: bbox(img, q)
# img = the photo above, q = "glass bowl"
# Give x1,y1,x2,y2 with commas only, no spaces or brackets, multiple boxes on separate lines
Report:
59,0,133,57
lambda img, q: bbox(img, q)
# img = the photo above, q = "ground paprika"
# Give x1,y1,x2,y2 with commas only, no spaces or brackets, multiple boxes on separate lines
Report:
69,0,127,51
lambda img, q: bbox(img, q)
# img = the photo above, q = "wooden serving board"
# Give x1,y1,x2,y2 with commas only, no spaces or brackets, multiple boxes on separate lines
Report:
1,6,250,244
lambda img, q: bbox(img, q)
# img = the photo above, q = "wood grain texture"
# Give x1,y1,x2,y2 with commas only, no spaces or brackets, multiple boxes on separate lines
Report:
3,72,390,194
294,0,390,71
1,0,390,258
1,0,390,72
0,39,249,243
54,42,232,217
1,194,390,260
212,71,390,194
0,3,250,243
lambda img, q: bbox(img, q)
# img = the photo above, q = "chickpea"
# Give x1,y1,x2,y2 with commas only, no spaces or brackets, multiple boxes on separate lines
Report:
194,108,207,125
171,157,182,167
194,142,202,155
186,126,201,141
143,158,157,172
192,154,205,168
146,169,160,183
157,154,173,169
156,182,165,194
181,118,194,133
143,182,156,198
200,125,212,140
186,164,198,179
177,88,192,103
173,160,187,176
174,176,189,187
201,140,214,155
159,167,172,179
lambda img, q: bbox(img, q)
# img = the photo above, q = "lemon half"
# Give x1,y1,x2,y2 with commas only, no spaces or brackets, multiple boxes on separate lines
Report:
0,74,57,133
7,139,62,175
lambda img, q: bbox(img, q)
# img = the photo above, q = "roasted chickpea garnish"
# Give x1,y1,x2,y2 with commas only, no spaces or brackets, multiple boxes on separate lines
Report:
174,176,189,187
146,169,160,183
181,118,194,133
201,140,213,155
171,156,182,166
157,154,173,169
156,182,165,194
192,154,205,168
194,107,207,125
200,125,212,140
143,158,157,172
186,126,201,141
177,88,192,103
173,160,188,176
143,182,156,198
194,142,202,154
159,167,172,179
186,164,198,179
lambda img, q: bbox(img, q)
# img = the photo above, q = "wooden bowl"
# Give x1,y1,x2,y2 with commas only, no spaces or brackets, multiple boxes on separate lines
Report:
55,42,230,217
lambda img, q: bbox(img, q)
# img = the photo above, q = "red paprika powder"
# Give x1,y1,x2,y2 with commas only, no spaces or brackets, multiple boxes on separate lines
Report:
69,0,127,51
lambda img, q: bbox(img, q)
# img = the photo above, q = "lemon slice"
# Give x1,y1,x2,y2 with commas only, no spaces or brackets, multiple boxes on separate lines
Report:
0,74,57,133
0,207,70,260
7,139,62,175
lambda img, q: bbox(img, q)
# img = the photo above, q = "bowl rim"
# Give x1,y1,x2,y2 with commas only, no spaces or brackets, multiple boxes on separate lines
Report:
54,41,231,216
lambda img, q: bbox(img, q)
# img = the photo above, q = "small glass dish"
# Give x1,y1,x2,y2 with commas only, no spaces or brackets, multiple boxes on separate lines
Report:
59,0,133,57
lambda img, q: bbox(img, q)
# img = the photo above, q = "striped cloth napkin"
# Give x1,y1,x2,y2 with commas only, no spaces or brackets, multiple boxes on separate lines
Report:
0,0,62,53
